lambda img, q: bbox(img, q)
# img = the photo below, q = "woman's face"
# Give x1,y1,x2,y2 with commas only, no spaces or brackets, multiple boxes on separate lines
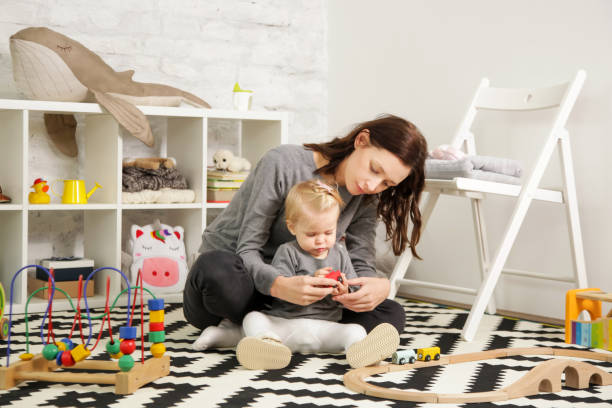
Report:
337,131,412,195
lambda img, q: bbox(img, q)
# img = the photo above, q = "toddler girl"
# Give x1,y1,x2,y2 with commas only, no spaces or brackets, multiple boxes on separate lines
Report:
236,179,399,369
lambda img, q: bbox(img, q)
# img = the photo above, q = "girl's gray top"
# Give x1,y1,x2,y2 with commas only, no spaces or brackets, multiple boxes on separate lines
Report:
200,144,377,295
265,240,358,321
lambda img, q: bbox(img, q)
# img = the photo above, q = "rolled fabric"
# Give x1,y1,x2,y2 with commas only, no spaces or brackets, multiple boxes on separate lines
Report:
468,155,522,178
425,158,473,179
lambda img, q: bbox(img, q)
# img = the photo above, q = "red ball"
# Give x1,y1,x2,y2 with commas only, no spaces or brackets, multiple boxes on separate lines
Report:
120,339,136,355
61,351,75,367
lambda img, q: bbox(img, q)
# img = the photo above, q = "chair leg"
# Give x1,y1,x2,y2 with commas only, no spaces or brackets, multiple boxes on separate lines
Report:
470,198,496,315
558,135,588,288
388,192,440,298
462,192,536,341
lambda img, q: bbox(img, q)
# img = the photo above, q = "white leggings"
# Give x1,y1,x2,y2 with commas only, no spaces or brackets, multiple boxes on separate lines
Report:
242,311,367,354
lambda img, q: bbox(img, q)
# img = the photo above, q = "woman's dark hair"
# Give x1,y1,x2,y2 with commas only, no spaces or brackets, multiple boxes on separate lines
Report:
304,114,427,258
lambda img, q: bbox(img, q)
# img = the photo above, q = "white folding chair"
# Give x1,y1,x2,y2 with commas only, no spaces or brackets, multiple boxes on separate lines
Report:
388,70,588,341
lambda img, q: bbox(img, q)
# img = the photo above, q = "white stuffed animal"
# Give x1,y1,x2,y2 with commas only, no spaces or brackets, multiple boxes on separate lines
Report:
213,149,251,172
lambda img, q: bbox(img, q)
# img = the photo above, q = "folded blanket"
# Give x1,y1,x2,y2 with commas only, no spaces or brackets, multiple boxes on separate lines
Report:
122,188,195,204
468,155,522,178
425,158,522,185
122,166,188,192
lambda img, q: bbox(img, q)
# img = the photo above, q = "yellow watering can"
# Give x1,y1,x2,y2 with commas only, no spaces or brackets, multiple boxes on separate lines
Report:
51,180,102,204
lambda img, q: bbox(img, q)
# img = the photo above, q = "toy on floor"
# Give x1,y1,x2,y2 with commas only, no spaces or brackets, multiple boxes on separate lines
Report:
416,346,441,361
0,282,8,339
28,178,50,204
565,288,612,350
344,347,612,403
0,264,170,394
392,349,416,365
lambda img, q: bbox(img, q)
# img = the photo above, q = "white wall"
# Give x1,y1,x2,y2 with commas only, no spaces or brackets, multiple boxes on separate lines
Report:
0,0,327,262
329,0,612,320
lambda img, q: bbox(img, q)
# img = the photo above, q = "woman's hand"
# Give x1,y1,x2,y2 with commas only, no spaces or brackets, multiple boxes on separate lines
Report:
270,275,337,306
332,273,349,296
332,277,390,312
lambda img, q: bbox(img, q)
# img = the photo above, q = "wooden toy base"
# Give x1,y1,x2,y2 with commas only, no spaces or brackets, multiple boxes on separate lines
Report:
0,353,170,394
344,347,612,404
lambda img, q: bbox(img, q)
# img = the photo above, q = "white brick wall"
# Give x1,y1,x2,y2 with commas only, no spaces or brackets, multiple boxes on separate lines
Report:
0,0,327,261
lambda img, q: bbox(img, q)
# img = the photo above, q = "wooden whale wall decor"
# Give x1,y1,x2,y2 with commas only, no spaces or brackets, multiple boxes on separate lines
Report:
10,27,211,157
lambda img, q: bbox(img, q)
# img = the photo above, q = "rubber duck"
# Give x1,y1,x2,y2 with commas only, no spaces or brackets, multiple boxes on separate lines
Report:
29,178,51,204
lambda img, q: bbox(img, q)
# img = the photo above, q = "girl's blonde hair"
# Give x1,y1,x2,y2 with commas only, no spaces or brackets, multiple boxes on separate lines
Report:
285,179,344,225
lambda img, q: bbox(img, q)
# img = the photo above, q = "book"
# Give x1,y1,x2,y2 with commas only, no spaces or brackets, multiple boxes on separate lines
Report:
36,257,95,281
207,188,238,202
207,179,243,188
207,169,249,181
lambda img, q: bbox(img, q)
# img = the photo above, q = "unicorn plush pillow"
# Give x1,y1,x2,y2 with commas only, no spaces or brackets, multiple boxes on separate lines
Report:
128,222,187,294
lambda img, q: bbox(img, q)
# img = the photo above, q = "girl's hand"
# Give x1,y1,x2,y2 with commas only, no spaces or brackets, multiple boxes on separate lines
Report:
270,275,337,306
332,273,349,296
314,267,333,278
332,277,390,312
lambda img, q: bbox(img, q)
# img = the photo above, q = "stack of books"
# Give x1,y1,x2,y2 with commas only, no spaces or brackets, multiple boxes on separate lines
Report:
207,169,249,203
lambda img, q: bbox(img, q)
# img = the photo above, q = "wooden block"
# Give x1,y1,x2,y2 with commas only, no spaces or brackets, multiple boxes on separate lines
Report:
115,355,170,395
437,390,508,404
591,320,604,349
571,320,577,344
576,291,612,302
28,277,93,300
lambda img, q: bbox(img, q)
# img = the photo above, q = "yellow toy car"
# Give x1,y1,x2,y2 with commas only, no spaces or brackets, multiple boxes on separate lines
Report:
416,346,441,362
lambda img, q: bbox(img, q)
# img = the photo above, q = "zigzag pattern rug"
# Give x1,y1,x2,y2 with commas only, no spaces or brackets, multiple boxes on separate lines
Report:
1,298,611,407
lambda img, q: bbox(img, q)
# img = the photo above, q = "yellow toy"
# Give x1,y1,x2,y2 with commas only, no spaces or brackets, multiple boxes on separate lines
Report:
0,282,8,339
28,178,51,204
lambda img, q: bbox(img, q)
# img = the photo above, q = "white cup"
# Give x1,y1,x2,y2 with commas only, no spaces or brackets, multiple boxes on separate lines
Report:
233,91,253,111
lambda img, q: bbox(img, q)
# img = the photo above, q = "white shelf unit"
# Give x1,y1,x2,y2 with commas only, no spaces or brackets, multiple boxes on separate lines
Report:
0,99,288,314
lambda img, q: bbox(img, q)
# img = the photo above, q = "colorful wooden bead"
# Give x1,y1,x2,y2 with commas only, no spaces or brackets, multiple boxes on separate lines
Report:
19,353,34,361
110,352,123,360
56,351,63,366
149,310,164,323
148,330,165,343
57,342,66,351
70,344,91,363
148,298,165,311
118,354,134,372
61,351,75,367
119,326,137,340
150,342,166,358
42,344,59,361
106,340,121,355
120,339,136,355
60,337,74,350
149,322,164,332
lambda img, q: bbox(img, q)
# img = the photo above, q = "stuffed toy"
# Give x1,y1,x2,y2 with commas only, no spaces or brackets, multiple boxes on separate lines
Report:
213,149,251,172
9,27,211,157
127,221,187,294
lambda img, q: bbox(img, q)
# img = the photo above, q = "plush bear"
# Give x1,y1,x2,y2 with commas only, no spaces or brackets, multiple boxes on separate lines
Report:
213,150,251,173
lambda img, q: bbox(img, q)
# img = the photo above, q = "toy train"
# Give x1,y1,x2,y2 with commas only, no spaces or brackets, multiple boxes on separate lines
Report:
392,347,441,365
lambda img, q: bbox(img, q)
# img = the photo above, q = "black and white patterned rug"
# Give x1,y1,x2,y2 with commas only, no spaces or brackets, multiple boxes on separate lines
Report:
1,298,611,407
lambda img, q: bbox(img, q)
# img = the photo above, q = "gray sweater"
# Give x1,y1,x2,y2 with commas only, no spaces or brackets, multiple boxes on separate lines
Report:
265,240,357,321
200,144,377,295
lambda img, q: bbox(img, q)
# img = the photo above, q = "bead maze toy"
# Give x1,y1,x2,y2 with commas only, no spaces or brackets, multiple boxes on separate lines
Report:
0,264,170,394
565,288,612,350
0,282,8,340
344,347,612,403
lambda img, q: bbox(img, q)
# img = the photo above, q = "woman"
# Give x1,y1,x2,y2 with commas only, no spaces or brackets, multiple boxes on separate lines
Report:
184,114,428,350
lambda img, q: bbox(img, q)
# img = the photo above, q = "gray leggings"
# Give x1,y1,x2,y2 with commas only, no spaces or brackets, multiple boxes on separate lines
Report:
182,250,406,334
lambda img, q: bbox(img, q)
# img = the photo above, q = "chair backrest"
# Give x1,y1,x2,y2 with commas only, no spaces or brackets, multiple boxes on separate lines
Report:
451,71,586,154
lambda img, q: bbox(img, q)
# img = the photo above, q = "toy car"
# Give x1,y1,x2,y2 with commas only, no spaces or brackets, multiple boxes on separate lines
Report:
416,346,441,362
392,349,417,365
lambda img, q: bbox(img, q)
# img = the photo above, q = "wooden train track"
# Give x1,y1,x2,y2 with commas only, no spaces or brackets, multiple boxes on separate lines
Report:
343,347,612,404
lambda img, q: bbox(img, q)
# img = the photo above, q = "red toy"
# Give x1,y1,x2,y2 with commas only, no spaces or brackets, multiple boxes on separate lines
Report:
324,270,342,284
